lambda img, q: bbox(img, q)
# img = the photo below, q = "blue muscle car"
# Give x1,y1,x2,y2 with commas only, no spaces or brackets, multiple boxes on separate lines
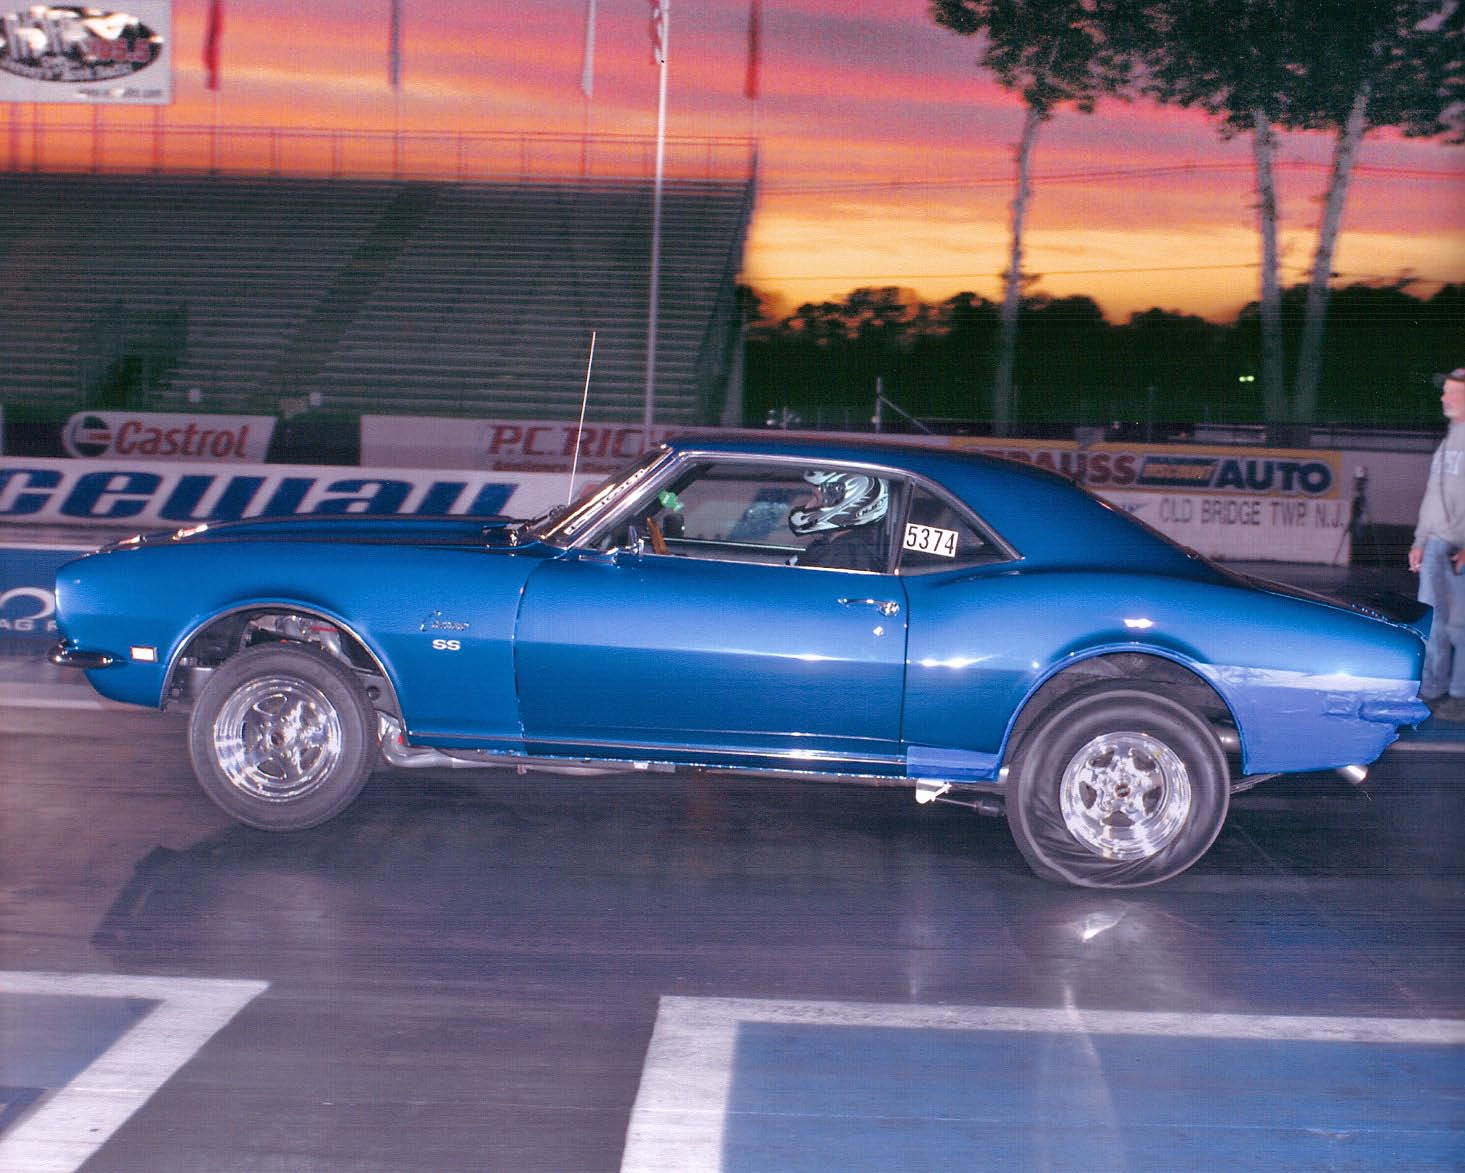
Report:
50,436,1431,888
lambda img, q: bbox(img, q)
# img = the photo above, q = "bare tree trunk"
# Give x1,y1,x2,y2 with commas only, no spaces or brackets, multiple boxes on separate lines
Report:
1251,108,1289,439
993,103,1042,438
1293,81,1371,424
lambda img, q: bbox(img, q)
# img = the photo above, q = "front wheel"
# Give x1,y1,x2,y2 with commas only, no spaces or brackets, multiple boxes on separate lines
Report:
1006,684,1229,888
188,644,378,830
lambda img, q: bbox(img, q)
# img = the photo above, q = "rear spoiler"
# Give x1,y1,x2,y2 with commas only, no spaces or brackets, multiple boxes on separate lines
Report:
1334,588,1432,643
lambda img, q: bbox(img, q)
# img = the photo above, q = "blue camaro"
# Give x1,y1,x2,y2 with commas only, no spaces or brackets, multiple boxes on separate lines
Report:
50,436,1431,887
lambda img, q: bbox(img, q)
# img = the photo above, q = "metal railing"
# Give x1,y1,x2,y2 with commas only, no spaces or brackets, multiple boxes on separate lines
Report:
2,111,757,184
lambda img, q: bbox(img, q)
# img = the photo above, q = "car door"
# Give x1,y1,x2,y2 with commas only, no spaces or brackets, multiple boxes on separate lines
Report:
514,457,909,767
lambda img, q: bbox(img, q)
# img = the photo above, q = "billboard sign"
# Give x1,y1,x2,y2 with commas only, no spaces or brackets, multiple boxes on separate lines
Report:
0,456,592,530
360,414,697,477
0,3,171,104
948,436,1351,565
62,412,276,463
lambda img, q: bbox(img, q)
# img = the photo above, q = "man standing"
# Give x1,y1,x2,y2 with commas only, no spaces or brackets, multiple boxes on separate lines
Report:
1410,366,1465,720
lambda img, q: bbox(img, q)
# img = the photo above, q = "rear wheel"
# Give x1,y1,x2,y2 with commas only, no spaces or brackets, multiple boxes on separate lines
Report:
1006,684,1229,888
188,644,378,830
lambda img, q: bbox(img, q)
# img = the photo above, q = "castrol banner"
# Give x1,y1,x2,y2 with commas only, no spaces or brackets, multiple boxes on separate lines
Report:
947,436,1353,565
62,412,275,463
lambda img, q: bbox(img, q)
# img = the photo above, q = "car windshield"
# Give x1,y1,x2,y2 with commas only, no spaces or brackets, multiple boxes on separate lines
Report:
520,448,671,546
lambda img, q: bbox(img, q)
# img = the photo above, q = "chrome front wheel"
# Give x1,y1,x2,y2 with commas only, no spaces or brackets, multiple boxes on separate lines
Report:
212,675,346,804
189,644,377,830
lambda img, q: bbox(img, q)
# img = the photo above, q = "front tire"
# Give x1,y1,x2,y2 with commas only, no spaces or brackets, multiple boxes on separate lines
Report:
1006,684,1229,888
188,644,378,830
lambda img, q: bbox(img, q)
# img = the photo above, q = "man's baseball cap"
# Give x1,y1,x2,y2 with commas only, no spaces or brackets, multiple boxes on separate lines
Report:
1433,367,1465,389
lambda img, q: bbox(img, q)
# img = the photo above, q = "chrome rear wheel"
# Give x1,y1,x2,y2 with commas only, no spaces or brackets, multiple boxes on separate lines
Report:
1059,732,1192,861
1007,684,1228,888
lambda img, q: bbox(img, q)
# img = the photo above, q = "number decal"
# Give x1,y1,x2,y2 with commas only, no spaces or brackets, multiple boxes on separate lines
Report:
903,523,959,558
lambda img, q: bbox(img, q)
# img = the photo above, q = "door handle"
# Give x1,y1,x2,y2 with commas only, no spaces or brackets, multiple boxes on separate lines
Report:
839,597,901,617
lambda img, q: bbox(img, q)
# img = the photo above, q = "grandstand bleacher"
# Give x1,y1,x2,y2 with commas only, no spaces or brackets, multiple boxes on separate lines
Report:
0,172,753,427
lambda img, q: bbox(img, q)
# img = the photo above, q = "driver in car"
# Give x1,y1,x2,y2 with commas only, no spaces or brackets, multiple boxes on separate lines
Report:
790,470,890,572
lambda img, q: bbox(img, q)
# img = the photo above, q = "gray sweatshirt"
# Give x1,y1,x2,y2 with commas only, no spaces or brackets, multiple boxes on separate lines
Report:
1414,421,1465,548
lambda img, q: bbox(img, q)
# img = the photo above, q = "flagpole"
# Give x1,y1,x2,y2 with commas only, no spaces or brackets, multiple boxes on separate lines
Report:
580,0,596,177
205,0,222,171
390,0,402,176
644,1,668,445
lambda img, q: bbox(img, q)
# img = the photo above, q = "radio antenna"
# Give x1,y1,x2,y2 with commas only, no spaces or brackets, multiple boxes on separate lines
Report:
567,330,597,506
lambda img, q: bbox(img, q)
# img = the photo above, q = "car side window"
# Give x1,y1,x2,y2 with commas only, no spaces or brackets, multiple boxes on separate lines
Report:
594,460,898,573
897,486,1004,573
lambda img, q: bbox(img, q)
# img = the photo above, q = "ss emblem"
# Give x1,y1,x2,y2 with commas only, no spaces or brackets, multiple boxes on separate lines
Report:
431,638,461,651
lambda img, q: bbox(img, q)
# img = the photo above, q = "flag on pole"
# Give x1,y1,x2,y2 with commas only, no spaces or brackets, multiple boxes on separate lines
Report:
388,0,402,88
203,0,223,91
649,0,666,66
744,0,760,100
581,0,597,97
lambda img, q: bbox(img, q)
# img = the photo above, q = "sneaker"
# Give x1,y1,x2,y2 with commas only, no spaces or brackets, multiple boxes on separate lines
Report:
1430,696,1465,723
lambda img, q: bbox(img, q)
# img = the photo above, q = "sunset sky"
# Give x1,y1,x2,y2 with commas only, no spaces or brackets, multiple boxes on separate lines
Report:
17,0,1465,324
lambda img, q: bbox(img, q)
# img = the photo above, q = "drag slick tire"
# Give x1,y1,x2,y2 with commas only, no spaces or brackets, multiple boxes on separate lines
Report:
1006,683,1229,888
188,643,378,830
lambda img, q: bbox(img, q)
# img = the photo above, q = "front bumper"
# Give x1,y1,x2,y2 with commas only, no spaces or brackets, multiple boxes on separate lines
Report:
48,641,118,670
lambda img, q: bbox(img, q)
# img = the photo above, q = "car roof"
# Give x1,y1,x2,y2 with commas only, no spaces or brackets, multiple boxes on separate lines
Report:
663,432,1210,577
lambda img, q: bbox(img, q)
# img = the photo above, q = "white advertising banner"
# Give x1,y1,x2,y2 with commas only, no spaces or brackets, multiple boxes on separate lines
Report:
949,436,1353,565
360,415,700,477
0,2,171,105
1,431,1356,564
62,411,276,463
0,456,591,530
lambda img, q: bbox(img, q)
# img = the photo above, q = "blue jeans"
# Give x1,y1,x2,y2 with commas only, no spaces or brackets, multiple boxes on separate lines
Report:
1419,538,1465,699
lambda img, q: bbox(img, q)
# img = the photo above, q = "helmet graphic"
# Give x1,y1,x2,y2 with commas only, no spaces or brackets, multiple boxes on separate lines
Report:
788,470,889,535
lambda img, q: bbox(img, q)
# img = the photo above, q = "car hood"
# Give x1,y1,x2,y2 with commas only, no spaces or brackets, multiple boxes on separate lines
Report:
100,514,528,551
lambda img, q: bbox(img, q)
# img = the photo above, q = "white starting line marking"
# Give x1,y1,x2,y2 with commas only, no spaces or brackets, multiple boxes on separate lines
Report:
0,971,268,1173
620,997,1465,1172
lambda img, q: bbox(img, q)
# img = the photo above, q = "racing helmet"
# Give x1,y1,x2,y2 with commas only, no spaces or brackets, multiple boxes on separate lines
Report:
788,470,889,535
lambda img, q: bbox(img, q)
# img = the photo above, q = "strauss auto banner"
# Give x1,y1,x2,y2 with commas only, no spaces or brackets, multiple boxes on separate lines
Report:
949,436,1352,565
0,3,171,104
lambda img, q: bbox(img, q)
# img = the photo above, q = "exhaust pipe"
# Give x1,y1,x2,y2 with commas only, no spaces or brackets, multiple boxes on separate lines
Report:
1335,763,1368,786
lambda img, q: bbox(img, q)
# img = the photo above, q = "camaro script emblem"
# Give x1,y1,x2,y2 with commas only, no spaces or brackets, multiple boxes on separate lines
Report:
419,611,469,633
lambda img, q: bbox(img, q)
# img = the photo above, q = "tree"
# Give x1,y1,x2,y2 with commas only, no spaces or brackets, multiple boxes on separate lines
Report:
1289,2,1464,423
931,0,1134,435
1133,1,1306,435
1135,1,1464,435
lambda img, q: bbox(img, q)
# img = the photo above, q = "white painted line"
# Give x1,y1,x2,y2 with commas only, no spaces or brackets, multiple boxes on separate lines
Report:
620,997,1465,1172
0,971,269,1173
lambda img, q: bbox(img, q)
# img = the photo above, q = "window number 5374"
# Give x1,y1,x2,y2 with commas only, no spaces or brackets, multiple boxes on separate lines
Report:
431,638,462,651
903,522,958,558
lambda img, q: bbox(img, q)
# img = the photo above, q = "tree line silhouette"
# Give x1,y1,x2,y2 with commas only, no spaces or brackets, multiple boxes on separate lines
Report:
741,281,1464,437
